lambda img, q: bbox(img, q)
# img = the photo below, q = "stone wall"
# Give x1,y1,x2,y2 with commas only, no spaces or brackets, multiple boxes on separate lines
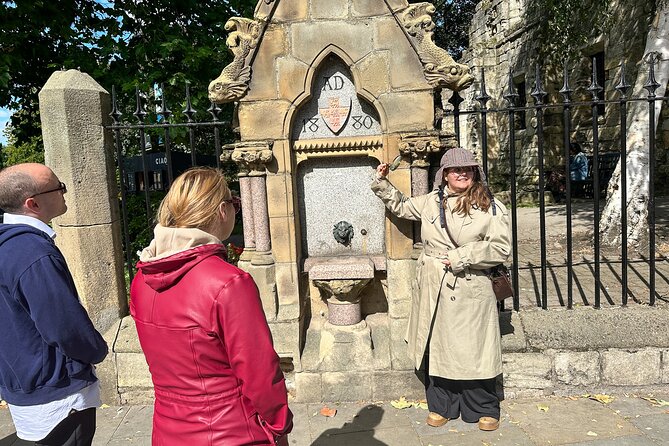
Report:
112,303,669,404
460,0,668,193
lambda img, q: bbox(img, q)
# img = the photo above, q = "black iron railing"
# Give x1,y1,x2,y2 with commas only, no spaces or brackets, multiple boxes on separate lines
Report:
106,84,232,282
445,55,668,311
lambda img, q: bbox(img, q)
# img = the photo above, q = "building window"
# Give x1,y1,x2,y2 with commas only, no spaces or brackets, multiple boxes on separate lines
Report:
515,80,527,130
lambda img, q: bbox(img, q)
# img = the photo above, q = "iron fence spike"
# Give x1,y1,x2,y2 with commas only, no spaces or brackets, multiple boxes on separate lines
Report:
207,102,221,121
183,82,197,122
587,56,603,99
133,86,147,122
643,51,661,97
159,83,172,122
476,67,491,109
615,62,631,98
559,62,573,103
503,69,519,106
110,85,122,123
530,65,547,105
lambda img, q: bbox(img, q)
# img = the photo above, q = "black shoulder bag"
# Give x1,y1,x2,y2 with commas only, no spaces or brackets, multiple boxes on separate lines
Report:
437,187,513,302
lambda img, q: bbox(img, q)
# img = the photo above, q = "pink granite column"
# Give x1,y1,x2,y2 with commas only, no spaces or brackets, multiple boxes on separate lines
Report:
411,164,429,246
250,174,273,265
231,143,274,265
238,175,256,261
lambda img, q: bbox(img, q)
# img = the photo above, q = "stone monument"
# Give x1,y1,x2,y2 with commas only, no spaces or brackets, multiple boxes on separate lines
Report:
209,0,473,402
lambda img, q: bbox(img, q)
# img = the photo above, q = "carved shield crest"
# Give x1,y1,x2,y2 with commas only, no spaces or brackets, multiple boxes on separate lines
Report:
318,97,351,134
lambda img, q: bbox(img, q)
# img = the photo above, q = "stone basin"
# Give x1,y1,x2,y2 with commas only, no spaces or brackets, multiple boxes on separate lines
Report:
305,256,378,325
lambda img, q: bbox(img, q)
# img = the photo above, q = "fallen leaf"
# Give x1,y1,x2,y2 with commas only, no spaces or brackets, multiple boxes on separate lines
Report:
537,403,550,412
586,394,614,404
664,410,669,414
413,401,428,410
391,397,413,409
587,431,598,437
641,397,669,407
567,396,580,401
448,428,459,433
0,400,7,408
100,403,110,409
319,406,337,417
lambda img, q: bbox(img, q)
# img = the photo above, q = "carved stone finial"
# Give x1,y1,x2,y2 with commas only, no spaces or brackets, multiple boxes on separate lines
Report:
208,18,262,104
399,133,441,167
401,3,475,92
230,141,273,176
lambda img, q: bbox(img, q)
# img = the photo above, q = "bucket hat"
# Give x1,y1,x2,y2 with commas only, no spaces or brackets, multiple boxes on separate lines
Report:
433,147,487,190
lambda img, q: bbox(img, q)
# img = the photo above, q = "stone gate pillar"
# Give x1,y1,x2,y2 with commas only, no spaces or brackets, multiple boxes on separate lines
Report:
39,69,127,403
38,69,127,333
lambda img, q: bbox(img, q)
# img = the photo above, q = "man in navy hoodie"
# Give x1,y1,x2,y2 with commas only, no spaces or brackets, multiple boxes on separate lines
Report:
0,163,108,445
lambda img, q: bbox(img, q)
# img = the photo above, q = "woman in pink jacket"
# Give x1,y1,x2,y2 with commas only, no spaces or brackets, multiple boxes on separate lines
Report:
130,167,292,445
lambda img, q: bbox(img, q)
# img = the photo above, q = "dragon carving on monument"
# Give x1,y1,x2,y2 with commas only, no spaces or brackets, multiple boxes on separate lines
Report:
401,3,475,92
208,18,261,104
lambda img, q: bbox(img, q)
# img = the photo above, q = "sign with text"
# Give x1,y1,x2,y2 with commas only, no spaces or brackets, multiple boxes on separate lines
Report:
293,57,381,140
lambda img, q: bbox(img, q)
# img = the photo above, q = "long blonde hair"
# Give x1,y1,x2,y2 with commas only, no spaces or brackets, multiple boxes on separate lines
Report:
157,167,231,230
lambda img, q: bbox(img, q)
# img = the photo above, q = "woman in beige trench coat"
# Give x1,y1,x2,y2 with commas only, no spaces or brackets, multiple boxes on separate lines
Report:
371,148,511,431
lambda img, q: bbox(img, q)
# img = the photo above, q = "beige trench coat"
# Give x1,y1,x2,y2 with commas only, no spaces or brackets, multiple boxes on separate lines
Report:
371,177,511,379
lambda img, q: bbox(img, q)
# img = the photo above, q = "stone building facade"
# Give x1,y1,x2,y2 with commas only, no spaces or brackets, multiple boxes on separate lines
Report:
460,0,669,193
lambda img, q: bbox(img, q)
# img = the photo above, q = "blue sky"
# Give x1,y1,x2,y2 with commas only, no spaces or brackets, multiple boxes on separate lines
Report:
0,108,10,146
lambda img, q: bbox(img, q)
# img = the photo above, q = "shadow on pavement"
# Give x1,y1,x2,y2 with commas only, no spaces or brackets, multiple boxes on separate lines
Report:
310,404,387,446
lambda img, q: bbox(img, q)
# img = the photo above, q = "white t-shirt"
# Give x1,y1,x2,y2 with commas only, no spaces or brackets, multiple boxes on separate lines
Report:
3,213,101,441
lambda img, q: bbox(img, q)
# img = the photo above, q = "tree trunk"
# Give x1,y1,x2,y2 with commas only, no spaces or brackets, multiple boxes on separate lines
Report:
600,0,669,254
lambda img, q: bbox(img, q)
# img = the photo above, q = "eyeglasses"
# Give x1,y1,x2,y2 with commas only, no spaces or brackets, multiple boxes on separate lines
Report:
222,195,241,215
29,181,67,198
446,166,474,175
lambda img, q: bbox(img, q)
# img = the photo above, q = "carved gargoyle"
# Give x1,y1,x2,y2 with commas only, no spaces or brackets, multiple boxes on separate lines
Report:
402,3,475,92
208,18,261,104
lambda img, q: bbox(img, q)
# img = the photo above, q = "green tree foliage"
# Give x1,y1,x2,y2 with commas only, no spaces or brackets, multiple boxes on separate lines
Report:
0,0,257,150
524,0,612,64
407,0,478,60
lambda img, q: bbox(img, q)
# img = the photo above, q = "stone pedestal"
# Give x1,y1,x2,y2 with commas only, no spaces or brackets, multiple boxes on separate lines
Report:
308,257,375,325
314,279,371,325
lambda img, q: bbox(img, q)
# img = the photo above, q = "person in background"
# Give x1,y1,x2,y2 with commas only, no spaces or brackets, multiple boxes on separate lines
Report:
130,167,292,445
371,148,511,432
569,142,589,181
0,163,108,446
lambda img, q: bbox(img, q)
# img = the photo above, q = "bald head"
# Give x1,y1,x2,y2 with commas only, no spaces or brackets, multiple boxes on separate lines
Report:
0,163,67,221
0,164,43,213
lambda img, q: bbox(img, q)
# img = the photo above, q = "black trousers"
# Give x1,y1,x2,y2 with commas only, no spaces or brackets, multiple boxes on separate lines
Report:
8,408,96,446
422,354,500,423
425,375,500,423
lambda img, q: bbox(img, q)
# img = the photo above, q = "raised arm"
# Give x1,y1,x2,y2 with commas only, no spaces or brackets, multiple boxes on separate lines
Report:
371,163,429,221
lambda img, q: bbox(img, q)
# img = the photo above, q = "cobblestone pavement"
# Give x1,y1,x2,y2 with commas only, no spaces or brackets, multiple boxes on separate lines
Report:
2,393,669,445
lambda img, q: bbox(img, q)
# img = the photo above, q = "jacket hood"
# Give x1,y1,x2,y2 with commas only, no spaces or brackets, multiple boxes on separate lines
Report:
136,225,226,292
0,223,51,247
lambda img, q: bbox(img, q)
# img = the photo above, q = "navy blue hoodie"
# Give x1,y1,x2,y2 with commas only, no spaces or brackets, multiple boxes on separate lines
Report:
0,224,108,406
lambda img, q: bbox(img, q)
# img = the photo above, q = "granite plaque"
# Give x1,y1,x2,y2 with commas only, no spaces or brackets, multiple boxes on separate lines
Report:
297,157,385,258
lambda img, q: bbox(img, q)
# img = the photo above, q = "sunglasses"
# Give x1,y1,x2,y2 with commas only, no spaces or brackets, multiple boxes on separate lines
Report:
29,181,67,198
222,195,241,215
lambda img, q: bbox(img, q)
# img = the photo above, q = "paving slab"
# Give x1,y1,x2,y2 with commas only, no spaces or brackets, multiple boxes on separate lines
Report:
503,397,640,446
2,395,669,445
